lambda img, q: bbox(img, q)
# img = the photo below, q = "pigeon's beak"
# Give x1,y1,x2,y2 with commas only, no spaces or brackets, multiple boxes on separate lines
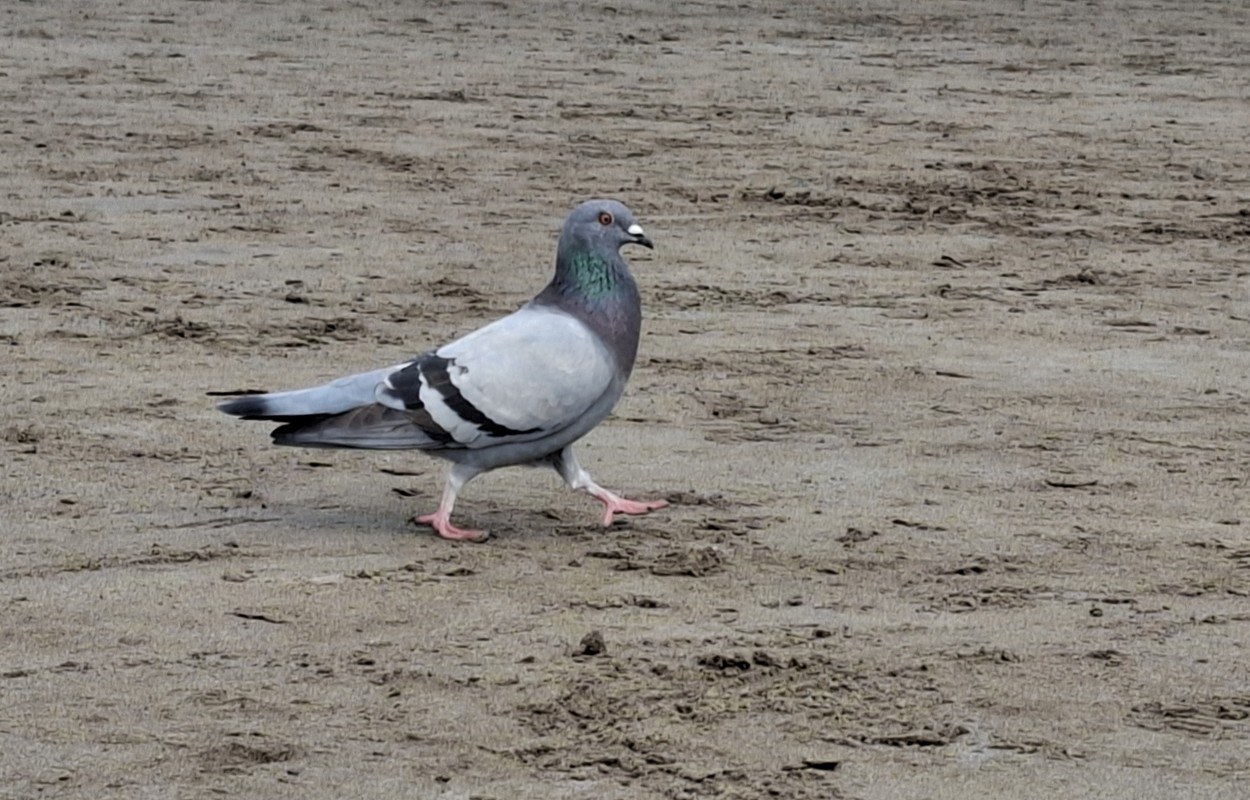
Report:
627,223,654,250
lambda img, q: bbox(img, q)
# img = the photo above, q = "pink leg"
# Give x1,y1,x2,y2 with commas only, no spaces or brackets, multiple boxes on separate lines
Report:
414,464,488,542
551,446,668,527
415,509,486,541
587,487,670,527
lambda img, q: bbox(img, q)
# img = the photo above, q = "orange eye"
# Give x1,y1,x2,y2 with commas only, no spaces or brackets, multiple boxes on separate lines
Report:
598,211,613,226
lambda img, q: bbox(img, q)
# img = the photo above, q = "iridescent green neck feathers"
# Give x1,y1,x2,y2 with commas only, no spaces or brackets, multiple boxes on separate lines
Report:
564,249,622,299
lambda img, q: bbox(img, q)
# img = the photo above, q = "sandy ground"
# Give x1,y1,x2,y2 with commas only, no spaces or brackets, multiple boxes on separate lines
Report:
4,0,1250,797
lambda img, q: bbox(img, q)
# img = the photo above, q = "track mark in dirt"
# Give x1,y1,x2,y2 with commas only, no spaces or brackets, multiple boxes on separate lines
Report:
1044,477,1100,489
694,390,802,443
141,316,221,341
658,345,869,373
0,257,106,308
251,316,371,348
652,283,840,310
743,160,1105,234
156,517,281,531
569,594,670,611
2,661,92,680
299,144,455,184
1128,697,1250,739
582,545,728,577
513,645,945,798
666,343,872,443
918,584,1042,614
952,647,1022,664
199,739,300,775
642,546,727,577
662,491,740,509
228,610,289,625
3,425,41,446
141,315,372,348
0,541,264,582
1136,216,1250,243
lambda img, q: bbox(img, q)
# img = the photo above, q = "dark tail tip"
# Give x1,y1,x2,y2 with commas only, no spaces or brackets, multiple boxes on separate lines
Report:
218,395,270,419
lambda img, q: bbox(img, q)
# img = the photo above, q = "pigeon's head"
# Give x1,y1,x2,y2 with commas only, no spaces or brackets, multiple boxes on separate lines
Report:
562,199,653,253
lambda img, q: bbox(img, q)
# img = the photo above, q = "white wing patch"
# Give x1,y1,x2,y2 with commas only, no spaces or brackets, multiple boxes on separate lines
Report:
374,372,409,412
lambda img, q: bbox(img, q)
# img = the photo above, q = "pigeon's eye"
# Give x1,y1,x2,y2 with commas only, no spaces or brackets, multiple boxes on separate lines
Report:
598,211,614,226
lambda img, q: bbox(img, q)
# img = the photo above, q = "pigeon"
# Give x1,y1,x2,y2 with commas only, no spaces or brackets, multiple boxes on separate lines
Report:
217,199,668,541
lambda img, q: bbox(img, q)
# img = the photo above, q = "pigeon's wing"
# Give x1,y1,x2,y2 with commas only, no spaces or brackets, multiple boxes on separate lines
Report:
219,306,618,451
375,305,617,449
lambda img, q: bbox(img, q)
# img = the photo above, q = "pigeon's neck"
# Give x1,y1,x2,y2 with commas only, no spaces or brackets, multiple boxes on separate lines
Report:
535,244,642,374
560,247,625,298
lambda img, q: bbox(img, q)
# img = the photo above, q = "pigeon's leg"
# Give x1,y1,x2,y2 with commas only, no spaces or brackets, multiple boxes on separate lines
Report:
550,446,669,527
415,462,488,541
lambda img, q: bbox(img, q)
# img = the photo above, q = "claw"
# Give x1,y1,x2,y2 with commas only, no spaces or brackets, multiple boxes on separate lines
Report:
415,512,488,542
593,492,669,527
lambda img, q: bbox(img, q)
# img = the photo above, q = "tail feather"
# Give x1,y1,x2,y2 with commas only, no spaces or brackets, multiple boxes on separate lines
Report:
271,405,443,450
217,363,447,451
217,394,283,420
216,365,400,420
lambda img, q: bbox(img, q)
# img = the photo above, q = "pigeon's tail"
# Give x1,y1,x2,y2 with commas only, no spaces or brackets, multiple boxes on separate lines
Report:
216,366,400,420
217,366,450,451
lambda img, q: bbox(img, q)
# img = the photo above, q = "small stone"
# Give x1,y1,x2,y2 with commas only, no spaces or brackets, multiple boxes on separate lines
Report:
575,630,606,657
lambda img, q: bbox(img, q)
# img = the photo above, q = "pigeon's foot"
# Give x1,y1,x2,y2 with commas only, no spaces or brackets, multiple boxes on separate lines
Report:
592,490,669,527
415,512,488,542
548,447,669,528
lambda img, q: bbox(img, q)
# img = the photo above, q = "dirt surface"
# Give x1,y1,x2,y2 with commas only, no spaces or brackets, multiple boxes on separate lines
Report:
4,1,1250,798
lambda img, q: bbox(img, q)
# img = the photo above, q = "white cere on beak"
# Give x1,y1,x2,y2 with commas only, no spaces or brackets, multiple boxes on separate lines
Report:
627,223,645,236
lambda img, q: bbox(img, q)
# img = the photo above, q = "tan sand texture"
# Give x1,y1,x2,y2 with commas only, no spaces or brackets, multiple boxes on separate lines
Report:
3,1,1250,798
